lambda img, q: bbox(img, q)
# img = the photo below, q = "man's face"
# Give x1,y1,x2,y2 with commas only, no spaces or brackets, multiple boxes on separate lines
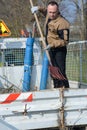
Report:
47,4,58,20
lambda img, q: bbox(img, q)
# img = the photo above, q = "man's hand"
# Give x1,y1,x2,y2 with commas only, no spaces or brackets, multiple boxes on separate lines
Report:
31,6,39,14
44,44,51,50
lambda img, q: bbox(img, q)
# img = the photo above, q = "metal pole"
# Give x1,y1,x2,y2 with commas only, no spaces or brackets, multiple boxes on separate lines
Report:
40,52,49,90
59,87,65,130
79,43,83,87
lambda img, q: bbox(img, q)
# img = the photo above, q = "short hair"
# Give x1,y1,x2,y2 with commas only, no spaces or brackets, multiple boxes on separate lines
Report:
48,1,59,8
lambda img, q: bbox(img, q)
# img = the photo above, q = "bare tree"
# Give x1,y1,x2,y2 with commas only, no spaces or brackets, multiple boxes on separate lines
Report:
0,0,86,38
72,0,86,40
59,0,87,40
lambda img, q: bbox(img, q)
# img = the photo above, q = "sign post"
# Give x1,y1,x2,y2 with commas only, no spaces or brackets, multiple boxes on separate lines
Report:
0,19,11,37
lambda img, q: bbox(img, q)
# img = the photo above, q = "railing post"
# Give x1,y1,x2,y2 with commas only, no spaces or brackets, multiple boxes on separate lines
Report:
79,43,83,87
23,37,34,92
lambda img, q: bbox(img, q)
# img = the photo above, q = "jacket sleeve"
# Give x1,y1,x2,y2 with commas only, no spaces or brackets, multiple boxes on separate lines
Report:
47,29,69,47
47,19,70,47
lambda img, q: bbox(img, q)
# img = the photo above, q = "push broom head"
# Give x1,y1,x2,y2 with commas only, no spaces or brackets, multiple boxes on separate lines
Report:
49,66,66,80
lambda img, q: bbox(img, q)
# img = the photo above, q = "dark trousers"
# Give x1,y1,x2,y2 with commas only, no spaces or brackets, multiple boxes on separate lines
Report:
49,46,69,88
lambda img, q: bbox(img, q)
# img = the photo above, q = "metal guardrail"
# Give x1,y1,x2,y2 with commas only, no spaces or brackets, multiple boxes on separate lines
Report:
0,88,87,129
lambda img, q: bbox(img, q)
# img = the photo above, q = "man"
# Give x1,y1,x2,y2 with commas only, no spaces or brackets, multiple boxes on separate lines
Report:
31,1,70,88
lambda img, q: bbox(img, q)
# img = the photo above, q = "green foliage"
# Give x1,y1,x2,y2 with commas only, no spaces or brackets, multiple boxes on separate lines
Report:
66,47,87,83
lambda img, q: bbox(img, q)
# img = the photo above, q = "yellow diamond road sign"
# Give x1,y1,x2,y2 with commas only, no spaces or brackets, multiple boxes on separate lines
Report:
0,19,11,37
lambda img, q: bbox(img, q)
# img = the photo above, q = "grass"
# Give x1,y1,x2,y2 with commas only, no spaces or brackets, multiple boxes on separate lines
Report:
0,62,3,67
66,48,87,84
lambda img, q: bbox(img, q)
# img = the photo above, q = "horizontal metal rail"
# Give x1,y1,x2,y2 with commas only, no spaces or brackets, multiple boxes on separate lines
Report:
0,88,87,129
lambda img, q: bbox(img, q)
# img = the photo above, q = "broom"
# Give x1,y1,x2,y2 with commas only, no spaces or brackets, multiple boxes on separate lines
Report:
29,0,66,80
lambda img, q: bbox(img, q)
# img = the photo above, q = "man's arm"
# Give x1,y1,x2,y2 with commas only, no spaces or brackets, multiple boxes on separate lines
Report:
47,29,69,47
47,19,70,48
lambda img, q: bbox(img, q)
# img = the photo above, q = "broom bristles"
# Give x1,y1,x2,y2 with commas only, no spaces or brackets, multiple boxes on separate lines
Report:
49,66,66,80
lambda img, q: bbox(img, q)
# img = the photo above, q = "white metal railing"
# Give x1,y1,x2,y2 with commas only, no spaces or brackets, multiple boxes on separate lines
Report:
0,38,87,88
0,89,87,129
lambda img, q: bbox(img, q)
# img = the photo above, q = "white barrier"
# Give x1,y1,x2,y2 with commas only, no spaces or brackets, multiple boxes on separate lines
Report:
0,89,87,129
